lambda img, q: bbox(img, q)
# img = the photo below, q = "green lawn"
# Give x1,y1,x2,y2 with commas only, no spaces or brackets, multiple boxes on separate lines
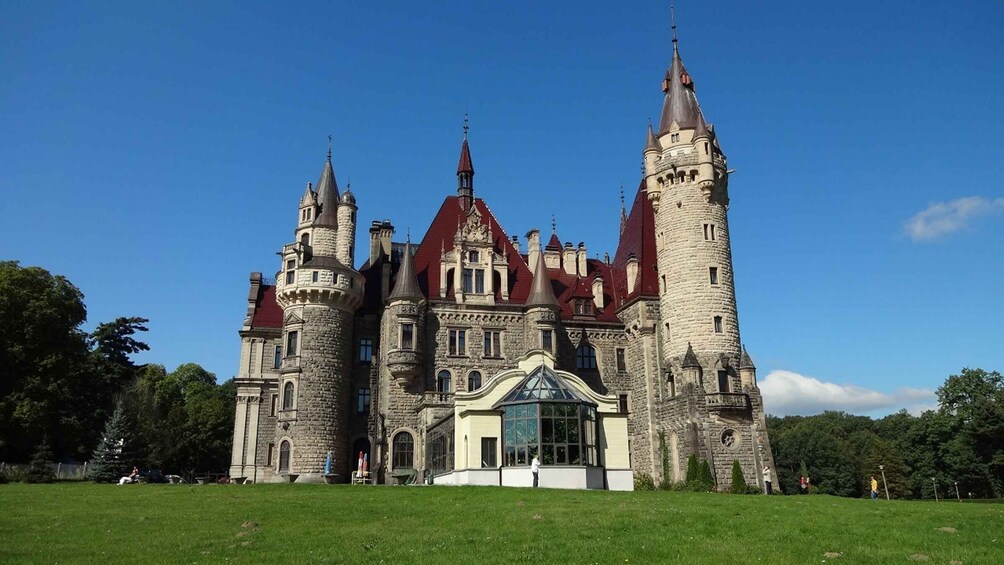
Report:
0,484,1000,564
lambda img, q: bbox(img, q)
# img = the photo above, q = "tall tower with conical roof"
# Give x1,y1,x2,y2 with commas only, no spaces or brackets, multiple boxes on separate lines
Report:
457,115,475,212
273,145,363,483
639,11,774,488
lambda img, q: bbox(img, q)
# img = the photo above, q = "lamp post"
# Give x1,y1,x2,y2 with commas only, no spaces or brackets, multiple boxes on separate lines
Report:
954,482,961,502
879,464,890,500
931,477,939,502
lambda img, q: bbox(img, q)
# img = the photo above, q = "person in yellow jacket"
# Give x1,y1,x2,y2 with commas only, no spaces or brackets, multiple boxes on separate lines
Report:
870,476,879,500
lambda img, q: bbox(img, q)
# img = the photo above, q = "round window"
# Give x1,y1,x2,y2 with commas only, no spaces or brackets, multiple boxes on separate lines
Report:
721,428,738,449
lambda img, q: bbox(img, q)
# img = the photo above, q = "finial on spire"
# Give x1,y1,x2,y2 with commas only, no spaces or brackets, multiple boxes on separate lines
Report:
327,134,332,160
620,184,625,208
406,227,411,242
551,214,556,234
463,112,470,140
671,2,678,54
346,176,351,190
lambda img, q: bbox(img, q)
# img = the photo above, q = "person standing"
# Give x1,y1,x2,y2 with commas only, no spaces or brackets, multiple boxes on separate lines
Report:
870,476,879,500
531,454,540,488
762,465,773,495
800,475,808,494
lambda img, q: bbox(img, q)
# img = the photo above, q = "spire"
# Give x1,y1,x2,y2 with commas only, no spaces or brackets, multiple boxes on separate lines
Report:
693,113,710,140
457,115,475,211
313,144,340,229
739,345,756,370
644,122,662,153
619,184,628,235
300,181,316,206
526,248,560,309
388,239,422,301
681,342,700,368
657,8,704,134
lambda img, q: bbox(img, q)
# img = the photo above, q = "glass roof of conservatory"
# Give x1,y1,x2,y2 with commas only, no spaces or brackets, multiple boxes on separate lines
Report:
494,364,596,407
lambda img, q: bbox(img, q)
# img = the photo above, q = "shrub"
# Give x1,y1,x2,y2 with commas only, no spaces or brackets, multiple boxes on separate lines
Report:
697,459,715,490
730,459,747,494
26,440,56,484
685,454,699,484
634,473,656,491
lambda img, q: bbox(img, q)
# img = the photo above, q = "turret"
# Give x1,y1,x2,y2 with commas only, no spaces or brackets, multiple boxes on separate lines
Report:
386,240,424,387
336,182,357,267
681,342,702,389
525,250,560,354
739,345,757,390
311,151,340,257
457,117,475,212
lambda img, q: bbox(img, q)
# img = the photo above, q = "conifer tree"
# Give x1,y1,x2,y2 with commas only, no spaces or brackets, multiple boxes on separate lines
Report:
26,437,56,483
698,459,715,490
730,459,747,494
87,400,133,483
685,453,699,484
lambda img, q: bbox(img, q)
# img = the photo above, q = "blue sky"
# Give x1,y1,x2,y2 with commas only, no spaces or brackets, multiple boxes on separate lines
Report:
2,1,1002,416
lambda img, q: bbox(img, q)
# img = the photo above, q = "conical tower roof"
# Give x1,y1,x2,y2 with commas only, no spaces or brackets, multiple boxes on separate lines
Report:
657,30,705,134
388,240,422,301
457,138,474,175
645,123,662,152
313,154,340,228
525,249,559,309
681,342,701,368
739,346,756,370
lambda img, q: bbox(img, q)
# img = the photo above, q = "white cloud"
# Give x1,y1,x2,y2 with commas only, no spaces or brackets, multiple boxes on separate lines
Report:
904,196,1004,241
760,370,937,417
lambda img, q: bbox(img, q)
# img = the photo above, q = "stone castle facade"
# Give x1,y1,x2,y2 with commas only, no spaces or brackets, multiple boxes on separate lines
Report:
229,28,775,488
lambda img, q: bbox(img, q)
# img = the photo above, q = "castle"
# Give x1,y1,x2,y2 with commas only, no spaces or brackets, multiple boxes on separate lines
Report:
229,24,775,489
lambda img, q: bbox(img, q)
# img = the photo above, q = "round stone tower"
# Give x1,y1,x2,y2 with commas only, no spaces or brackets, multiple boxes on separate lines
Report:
274,150,362,483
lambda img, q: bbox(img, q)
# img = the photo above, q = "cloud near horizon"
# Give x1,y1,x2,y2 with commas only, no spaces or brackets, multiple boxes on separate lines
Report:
760,370,937,417
904,196,1004,241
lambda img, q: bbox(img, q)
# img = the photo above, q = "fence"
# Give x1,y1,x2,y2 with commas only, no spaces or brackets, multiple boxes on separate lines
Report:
1,461,90,480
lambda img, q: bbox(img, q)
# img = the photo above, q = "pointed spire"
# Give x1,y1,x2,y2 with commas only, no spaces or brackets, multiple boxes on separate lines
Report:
457,115,475,211
644,122,662,153
681,342,700,368
313,143,339,228
657,6,704,134
526,248,560,309
388,239,423,301
300,181,316,206
739,345,756,370
693,113,710,140
619,184,628,235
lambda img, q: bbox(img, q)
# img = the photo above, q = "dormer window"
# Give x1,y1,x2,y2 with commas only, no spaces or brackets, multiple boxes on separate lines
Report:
671,133,680,143
462,267,485,293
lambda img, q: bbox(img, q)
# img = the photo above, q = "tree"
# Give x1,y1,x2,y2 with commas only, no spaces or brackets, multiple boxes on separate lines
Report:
87,400,136,483
685,453,699,484
26,438,56,483
937,368,1004,497
730,459,747,494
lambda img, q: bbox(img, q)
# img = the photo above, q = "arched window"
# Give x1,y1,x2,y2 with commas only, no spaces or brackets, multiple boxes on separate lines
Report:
283,381,294,410
300,233,309,246
576,344,597,370
437,370,452,400
393,432,414,469
279,440,291,472
468,370,482,391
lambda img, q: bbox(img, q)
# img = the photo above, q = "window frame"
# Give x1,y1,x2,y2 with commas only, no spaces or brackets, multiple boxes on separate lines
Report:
356,387,371,413
467,370,482,392
282,381,295,410
576,344,598,370
448,329,467,356
483,330,502,358
392,432,415,470
359,337,374,363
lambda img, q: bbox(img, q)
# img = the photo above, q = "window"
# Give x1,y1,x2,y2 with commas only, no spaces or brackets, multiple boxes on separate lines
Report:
467,371,482,391
461,269,473,292
356,387,371,413
616,348,626,372
704,142,709,154
285,259,295,284
278,441,290,472
541,329,553,352
437,370,452,399
576,344,597,370
671,132,680,142
266,443,275,465
311,271,318,283
714,316,723,333
619,394,629,414
282,381,294,410
667,373,676,397
300,233,309,246
359,338,374,363
481,437,497,468
474,269,484,293
400,323,414,350
393,432,414,469
448,329,466,356
270,394,277,417
273,346,282,369
709,267,719,285
703,223,716,241
484,330,502,358
469,250,479,262
286,331,298,356
718,370,730,393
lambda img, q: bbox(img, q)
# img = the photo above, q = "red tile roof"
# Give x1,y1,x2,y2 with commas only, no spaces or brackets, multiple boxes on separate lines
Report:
250,285,283,329
545,232,562,250
457,139,474,174
611,180,660,303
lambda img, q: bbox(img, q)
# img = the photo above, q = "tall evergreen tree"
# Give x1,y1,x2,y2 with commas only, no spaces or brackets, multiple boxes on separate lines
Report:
730,459,747,494
87,400,135,483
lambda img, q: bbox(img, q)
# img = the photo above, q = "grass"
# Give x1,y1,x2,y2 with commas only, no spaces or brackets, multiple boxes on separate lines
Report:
0,484,1000,564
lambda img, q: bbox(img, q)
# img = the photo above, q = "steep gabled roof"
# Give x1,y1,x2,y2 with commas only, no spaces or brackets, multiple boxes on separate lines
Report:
250,285,283,329
611,180,660,304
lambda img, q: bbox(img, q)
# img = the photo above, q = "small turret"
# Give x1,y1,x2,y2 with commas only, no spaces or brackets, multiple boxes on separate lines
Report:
739,345,757,390
525,250,559,309
336,180,357,267
457,116,475,212
681,342,703,389
388,240,422,302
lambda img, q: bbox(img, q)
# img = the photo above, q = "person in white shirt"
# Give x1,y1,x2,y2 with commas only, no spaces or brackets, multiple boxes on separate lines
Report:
763,465,773,495
531,454,540,488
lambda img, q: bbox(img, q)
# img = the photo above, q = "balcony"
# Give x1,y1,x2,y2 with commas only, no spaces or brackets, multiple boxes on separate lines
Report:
417,391,454,412
705,392,749,412
280,355,301,373
387,349,420,387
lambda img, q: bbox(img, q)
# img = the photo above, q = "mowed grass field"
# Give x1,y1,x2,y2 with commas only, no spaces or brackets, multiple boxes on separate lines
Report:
0,484,1000,564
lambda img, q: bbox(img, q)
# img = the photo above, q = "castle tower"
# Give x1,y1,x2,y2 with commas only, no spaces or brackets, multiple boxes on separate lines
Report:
274,147,363,483
337,182,357,267
524,250,561,355
385,239,425,388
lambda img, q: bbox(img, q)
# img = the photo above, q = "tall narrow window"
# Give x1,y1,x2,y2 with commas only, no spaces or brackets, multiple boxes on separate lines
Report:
481,437,497,468
616,348,626,372
467,370,482,391
474,269,485,293
400,323,414,350
279,441,290,472
484,330,502,358
667,374,676,397
300,233,309,246
449,329,466,356
312,271,318,283
619,394,629,414
437,370,452,399
718,370,730,393
273,346,282,369
356,387,371,413
286,331,298,356
461,269,473,292
709,267,719,285
576,344,597,369
359,338,374,363
714,316,723,333
393,432,414,469
270,394,277,417
541,329,553,352
469,250,480,262
266,443,275,465
285,259,295,284
282,381,294,410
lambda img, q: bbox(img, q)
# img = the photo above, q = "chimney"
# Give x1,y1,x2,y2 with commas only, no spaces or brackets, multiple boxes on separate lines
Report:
576,242,587,276
562,242,576,275
526,229,541,273
592,275,604,309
